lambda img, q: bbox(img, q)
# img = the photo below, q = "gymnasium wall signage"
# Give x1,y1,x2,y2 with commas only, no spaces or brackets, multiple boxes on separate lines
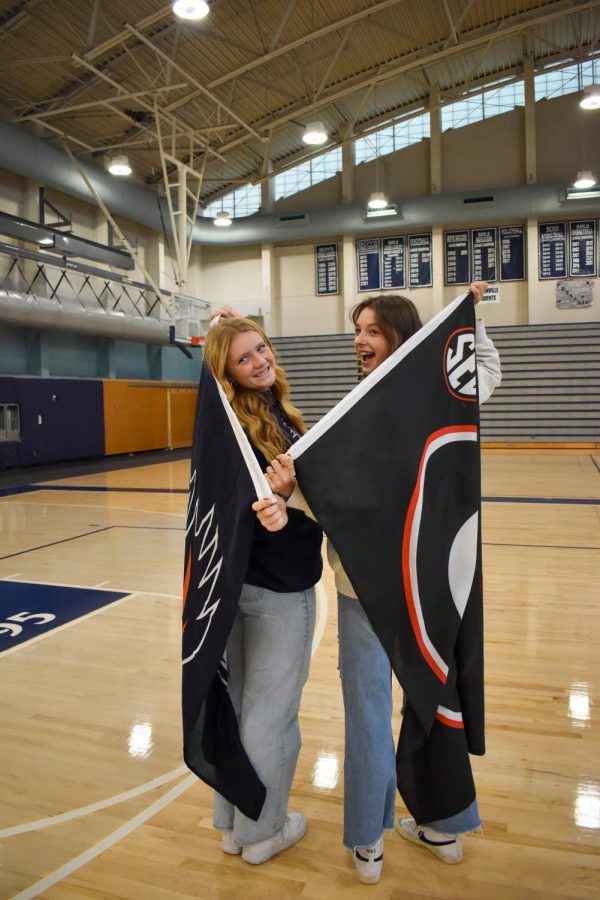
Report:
556,279,595,309
408,233,433,288
356,238,381,291
568,220,597,278
471,227,497,282
499,225,525,281
315,242,339,295
444,230,470,285
381,236,406,289
538,221,567,279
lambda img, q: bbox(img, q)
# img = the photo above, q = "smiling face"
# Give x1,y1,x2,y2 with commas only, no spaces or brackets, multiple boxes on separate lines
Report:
354,306,393,375
226,329,277,391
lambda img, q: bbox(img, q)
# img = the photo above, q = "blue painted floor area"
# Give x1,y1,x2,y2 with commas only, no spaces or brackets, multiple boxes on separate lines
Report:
0,580,130,653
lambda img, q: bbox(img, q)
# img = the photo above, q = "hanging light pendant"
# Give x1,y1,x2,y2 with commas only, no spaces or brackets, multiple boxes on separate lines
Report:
108,155,132,176
172,0,209,20
573,170,597,189
302,121,328,145
367,191,389,210
579,85,600,110
214,210,232,227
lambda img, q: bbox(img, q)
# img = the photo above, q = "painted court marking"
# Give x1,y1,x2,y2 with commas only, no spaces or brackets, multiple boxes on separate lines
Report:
10,774,198,900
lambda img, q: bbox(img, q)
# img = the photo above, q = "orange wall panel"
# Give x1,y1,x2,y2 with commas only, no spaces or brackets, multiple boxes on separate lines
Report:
103,380,196,456
169,387,198,449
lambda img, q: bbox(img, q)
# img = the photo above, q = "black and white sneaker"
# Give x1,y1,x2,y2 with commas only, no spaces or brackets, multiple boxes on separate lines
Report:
352,833,383,884
396,817,463,864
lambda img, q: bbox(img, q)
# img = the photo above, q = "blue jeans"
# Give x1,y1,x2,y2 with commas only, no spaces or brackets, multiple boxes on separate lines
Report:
338,593,481,849
213,582,316,845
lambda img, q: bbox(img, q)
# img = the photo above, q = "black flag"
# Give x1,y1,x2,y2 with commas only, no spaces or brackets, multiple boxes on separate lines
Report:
290,293,484,824
182,364,272,820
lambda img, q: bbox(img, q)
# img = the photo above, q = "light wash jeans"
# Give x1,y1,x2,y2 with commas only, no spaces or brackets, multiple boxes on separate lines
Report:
213,582,316,845
338,592,481,849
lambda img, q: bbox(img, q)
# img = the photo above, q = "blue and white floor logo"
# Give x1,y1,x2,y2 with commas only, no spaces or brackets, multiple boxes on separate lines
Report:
0,581,129,652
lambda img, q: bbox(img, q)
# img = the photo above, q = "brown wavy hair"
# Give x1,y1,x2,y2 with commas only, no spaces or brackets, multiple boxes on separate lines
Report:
203,317,306,460
351,294,423,352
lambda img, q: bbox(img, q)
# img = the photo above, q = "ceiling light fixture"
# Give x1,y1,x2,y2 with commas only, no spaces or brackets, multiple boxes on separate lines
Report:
172,0,209,20
579,84,600,110
573,170,597,189
367,191,389,210
108,155,132,176
302,121,327,145
214,210,232,227
365,203,398,219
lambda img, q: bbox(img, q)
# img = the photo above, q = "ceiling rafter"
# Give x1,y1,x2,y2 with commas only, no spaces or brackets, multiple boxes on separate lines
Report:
71,52,226,162
124,22,263,143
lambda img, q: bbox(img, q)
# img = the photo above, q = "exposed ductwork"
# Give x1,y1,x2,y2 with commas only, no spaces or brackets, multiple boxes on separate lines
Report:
0,290,173,345
0,119,598,248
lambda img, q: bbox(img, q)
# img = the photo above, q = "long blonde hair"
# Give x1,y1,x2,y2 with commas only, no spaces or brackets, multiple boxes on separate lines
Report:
203,317,306,460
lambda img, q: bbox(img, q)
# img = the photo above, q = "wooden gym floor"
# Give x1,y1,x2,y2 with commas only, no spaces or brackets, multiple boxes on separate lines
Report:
0,451,598,899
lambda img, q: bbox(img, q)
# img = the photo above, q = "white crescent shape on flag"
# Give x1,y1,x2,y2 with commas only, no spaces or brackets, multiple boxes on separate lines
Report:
404,427,478,683
448,511,479,619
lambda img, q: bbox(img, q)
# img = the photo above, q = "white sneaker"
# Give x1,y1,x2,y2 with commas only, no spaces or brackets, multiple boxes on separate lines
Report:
396,817,463,864
220,829,242,855
352,833,383,884
242,812,306,865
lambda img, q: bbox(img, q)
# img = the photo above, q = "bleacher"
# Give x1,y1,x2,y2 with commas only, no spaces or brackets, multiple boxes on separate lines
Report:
273,322,600,445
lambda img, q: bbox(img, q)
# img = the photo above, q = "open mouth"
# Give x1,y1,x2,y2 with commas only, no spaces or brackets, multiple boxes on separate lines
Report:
358,351,375,364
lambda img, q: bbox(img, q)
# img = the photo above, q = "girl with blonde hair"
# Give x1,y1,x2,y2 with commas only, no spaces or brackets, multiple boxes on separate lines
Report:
202,315,322,866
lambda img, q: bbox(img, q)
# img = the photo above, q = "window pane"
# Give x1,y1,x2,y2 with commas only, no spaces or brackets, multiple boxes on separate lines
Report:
204,182,261,219
275,148,341,200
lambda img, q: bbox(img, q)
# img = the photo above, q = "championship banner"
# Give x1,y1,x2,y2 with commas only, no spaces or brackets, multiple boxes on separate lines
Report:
290,293,484,824
182,365,272,820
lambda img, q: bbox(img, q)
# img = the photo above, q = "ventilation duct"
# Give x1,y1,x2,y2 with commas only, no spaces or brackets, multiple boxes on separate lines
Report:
0,291,172,345
0,119,598,248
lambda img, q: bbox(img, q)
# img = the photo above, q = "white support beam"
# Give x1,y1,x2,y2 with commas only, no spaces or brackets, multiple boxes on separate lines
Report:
429,87,442,195
155,108,205,288
523,51,537,184
61,144,172,316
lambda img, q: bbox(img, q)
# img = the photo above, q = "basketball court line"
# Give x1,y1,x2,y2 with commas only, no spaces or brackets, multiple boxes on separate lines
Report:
0,527,113,561
3,483,598,505
483,541,599,551
483,496,600,505
0,523,185,562
0,767,190,838
10,774,198,900
0,497,186,519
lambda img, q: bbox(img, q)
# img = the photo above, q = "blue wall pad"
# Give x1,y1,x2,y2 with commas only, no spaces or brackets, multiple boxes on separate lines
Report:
0,580,129,653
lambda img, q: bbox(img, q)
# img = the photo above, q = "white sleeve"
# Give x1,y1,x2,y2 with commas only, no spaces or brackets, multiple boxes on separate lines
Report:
475,319,501,404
